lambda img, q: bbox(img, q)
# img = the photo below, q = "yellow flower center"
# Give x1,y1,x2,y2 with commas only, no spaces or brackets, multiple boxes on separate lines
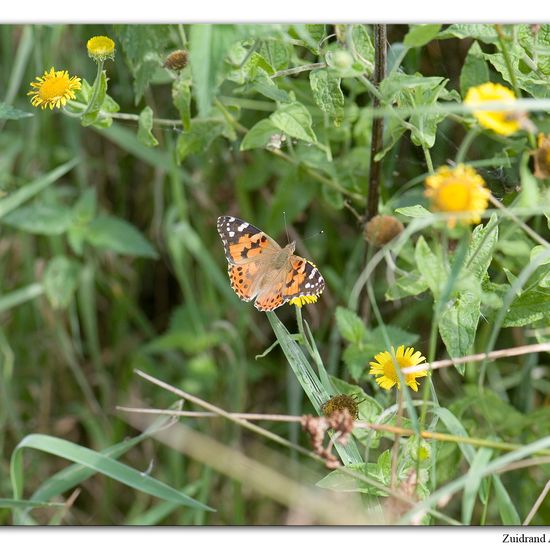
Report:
435,180,471,212
39,73,71,101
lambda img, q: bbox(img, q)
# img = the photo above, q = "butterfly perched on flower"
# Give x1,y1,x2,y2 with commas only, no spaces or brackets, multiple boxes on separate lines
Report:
217,216,325,311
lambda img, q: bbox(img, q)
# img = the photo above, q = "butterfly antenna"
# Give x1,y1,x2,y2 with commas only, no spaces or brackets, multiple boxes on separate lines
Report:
283,211,291,244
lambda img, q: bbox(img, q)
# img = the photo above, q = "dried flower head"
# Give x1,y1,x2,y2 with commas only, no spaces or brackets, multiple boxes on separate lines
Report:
425,164,491,228
534,133,550,179
364,215,404,247
87,36,115,62
369,345,427,392
28,67,81,110
163,49,189,71
321,394,360,420
464,82,523,136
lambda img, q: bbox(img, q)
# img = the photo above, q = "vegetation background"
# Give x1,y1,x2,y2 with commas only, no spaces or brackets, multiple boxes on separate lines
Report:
0,23,549,526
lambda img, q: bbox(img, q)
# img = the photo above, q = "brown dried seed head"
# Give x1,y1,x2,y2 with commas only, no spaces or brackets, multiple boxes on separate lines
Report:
364,215,404,247
321,394,359,420
163,50,189,71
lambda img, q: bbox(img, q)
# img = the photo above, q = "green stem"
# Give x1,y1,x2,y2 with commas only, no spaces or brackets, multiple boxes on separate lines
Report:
80,60,104,117
455,127,479,164
422,145,434,174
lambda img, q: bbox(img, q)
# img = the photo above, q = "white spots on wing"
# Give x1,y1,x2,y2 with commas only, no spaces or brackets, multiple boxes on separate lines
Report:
229,231,235,237
229,216,235,221
305,283,311,289
237,222,249,232
308,271,315,280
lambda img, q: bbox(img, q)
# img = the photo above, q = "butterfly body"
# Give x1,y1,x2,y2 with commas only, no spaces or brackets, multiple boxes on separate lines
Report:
217,216,325,311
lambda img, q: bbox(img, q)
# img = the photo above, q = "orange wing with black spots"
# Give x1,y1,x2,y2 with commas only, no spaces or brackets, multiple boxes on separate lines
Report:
217,216,278,265
283,257,325,301
228,264,257,302
255,281,285,311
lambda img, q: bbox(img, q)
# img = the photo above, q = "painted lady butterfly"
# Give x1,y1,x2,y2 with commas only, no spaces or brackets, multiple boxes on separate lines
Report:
217,216,325,311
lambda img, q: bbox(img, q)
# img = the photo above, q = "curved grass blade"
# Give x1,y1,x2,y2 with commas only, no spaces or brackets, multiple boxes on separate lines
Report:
10,433,213,525
0,498,63,510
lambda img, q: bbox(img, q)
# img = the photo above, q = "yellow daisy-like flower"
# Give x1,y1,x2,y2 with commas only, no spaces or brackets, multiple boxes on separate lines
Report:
27,67,82,110
87,35,116,62
464,82,521,136
369,345,427,392
425,164,491,228
289,294,319,307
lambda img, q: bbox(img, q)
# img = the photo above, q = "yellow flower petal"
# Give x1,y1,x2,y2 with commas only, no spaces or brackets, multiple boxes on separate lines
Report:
464,82,522,136
425,164,490,228
27,67,81,111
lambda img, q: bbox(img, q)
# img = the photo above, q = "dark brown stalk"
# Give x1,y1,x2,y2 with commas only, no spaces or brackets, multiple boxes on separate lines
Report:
366,24,387,222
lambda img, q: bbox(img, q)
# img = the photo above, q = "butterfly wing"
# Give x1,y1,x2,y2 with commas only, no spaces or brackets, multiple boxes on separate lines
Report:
217,216,279,265
282,256,325,301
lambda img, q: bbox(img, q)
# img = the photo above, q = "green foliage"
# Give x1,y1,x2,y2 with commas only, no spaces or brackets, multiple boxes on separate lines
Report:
2,22,550,527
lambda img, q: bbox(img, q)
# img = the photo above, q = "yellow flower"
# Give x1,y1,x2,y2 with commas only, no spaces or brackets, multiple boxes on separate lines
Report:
425,164,491,228
464,82,521,136
289,294,318,307
28,67,81,110
87,35,115,61
369,345,427,392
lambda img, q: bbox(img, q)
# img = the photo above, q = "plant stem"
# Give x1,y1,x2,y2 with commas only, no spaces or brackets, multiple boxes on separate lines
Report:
366,24,387,223
80,60,104,117
270,62,326,79
455,127,479,164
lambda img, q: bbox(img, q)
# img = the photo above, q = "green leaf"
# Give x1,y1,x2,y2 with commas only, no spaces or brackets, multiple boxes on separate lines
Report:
249,71,291,103
176,120,225,162
0,499,62,510
80,73,107,127
10,434,212,513
462,447,493,525
259,40,291,71
415,236,446,299
137,106,159,147
0,159,78,219
403,24,442,48
437,24,498,43
439,288,481,367
518,152,540,208
335,306,367,344
270,102,317,143
43,256,81,310
172,76,192,131
503,288,550,327
0,102,33,120
309,69,344,126
2,203,73,235
189,24,239,116
465,214,498,279
240,119,281,151
395,204,432,218
351,25,374,68
385,270,429,300
86,215,158,259
460,41,489,97
115,25,172,102
0,284,44,315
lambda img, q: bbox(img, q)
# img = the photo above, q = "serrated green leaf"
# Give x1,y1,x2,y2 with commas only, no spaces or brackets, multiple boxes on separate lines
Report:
460,41,489,97
403,25,442,48
465,214,498,279
503,288,550,327
85,215,158,259
309,69,344,126
0,102,33,120
137,106,159,147
351,25,374,69
335,306,367,344
2,203,73,235
270,102,317,143
439,289,481,367
189,24,239,116
240,119,281,151
259,40,291,71
43,256,81,310
115,25,171,103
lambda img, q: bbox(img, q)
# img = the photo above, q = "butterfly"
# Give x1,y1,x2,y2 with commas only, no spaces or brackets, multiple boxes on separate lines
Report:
217,216,325,311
